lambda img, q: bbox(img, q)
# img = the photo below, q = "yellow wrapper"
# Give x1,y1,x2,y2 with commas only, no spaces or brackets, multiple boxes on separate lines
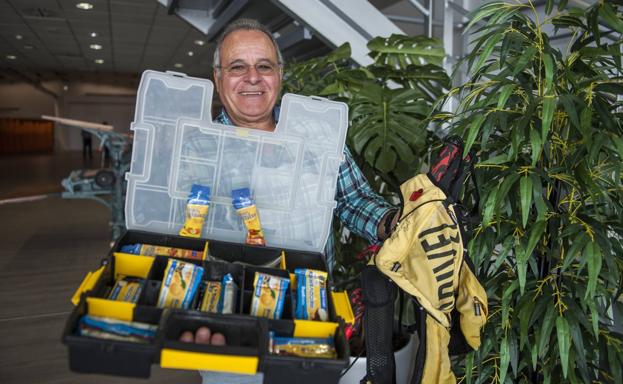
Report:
157,259,204,309
179,203,209,238
108,276,144,303
179,184,211,238
199,281,221,313
236,205,266,245
250,272,289,319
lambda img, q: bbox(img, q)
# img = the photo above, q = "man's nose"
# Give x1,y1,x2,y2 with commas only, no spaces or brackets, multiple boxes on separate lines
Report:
243,66,262,82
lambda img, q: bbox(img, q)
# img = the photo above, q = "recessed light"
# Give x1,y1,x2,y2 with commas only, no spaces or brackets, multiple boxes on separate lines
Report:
89,44,102,50
63,85,69,91
15,34,23,40
94,59,104,64
194,39,205,46
174,63,183,68
24,44,35,50
187,51,194,56
90,32,98,38
6,55,17,60
76,2,93,10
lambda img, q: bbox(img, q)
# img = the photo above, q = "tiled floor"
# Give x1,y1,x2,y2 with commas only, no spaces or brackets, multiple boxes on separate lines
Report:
0,151,199,384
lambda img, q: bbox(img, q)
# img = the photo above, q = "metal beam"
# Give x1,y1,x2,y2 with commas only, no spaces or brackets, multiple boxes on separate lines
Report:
205,0,248,40
276,26,313,52
272,0,403,66
408,0,433,37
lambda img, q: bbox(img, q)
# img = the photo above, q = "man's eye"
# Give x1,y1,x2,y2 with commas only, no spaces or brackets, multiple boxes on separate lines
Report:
228,64,247,73
256,64,274,73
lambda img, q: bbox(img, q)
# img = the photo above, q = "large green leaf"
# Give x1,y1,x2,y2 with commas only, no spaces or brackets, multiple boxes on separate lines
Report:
368,35,445,67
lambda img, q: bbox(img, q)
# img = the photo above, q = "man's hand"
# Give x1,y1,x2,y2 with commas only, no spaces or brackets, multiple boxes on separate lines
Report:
179,326,226,346
377,208,401,240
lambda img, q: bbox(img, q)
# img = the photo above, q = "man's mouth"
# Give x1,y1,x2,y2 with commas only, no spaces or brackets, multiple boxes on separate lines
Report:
240,91,264,96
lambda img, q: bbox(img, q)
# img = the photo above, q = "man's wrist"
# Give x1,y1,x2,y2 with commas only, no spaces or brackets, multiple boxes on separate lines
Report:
378,208,400,240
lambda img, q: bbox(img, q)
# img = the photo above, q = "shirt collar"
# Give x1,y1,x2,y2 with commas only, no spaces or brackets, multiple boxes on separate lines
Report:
216,106,280,126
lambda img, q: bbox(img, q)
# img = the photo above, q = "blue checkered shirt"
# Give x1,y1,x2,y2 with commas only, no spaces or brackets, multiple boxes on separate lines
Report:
215,109,395,270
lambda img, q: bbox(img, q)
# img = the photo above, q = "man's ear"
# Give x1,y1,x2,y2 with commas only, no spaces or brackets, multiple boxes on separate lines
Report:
213,70,220,93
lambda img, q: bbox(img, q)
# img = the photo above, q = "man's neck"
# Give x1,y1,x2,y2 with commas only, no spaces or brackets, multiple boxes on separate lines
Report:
231,116,275,132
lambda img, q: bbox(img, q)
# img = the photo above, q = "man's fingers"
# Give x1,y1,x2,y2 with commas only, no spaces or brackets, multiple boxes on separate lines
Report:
210,332,226,346
179,331,194,343
195,326,212,344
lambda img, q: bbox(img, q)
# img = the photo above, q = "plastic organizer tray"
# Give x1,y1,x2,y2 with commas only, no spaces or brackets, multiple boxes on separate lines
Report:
63,230,352,383
126,70,348,253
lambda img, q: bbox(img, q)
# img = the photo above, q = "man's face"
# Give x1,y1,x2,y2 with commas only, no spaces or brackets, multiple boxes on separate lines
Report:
214,29,281,131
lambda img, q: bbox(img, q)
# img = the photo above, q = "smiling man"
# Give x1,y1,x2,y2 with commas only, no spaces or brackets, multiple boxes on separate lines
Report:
198,18,399,384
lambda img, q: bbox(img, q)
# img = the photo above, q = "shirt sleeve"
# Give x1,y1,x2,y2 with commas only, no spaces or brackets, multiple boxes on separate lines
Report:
335,146,396,244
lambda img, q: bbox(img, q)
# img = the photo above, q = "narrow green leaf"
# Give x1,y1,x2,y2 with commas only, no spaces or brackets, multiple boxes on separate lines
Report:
562,232,588,272
482,187,498,226
464,114,487,157
586,299,599,340
502,281,518,328
559,94,580,130
538,304,557,357
584,241,602,301
512,46,538,76
465,352,474,384
499,336,510,384
541,96,556,142
508,333,518,378
531,339,538,370
545,0,554,15
531,173,547,223
542,53,554,93
599,2,623,34
530,125,542,166
520,175,533,228
556,316,571,378
496,84,516,109
518,299,533,350
525,220,547,263
579,107,592,144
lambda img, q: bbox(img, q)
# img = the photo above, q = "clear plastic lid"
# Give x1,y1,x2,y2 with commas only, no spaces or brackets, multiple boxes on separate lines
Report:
125,70,348,253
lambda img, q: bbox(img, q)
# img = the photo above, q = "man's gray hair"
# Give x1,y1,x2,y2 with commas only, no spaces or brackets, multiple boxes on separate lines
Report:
213,18,283,76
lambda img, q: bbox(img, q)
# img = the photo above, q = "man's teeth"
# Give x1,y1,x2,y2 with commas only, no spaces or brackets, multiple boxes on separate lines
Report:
241,92,262,95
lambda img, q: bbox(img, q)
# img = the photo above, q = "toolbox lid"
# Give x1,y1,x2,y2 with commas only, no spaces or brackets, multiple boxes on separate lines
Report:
125,70,348,254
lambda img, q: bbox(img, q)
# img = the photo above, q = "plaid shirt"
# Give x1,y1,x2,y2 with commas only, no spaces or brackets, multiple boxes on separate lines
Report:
215,109,395,269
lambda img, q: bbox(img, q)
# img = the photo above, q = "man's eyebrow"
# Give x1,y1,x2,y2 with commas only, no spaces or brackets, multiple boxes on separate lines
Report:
224,58,276,65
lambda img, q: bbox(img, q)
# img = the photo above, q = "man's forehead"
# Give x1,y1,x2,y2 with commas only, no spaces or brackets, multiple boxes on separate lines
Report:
220,30,278,61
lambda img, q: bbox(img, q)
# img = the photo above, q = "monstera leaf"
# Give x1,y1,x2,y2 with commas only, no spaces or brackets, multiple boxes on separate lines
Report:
283,43,351,95
349,84,429,175
368,34,446,68
369,63,451,102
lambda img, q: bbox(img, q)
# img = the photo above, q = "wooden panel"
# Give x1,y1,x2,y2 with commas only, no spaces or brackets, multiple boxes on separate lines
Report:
0,118,54,155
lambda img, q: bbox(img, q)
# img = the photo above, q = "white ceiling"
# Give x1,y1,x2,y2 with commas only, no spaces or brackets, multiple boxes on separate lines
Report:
0,0,338,81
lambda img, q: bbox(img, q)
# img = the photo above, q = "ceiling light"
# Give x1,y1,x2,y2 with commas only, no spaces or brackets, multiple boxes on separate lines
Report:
194,39,205,46
76,2,93,10
24,45,35,50
15,34,23,40
90,32,98,38
89,44,102,50
6,55,17,60
94,59,104,64
187,51,194,56
63,85,69,91
174,63,183,68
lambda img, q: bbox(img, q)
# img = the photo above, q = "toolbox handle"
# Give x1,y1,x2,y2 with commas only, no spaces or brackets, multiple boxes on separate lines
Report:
71,266,105,306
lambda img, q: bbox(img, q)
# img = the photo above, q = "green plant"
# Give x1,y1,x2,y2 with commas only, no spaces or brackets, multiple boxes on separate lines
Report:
283,36,449,293
436,1,623,382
